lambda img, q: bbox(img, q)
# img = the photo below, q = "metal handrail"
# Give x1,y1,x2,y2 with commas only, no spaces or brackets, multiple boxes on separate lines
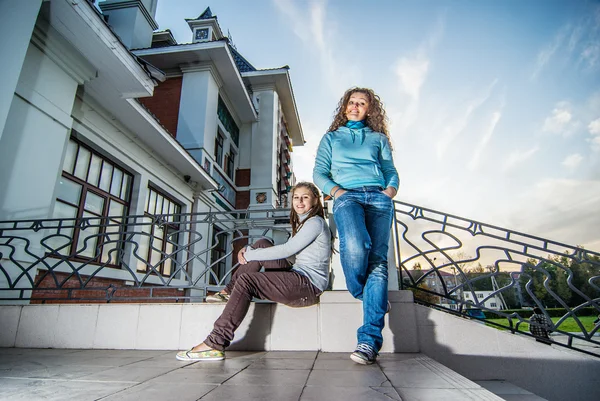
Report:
393,200,600,356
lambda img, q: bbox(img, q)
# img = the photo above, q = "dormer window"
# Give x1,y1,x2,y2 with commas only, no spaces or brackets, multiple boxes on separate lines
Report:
194,27,210,42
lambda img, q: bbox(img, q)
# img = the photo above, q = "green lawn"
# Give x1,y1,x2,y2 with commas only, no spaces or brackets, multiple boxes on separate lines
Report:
485,316,598,333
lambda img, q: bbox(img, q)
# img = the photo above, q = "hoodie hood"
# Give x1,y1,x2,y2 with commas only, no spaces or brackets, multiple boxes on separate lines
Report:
337,125,372,145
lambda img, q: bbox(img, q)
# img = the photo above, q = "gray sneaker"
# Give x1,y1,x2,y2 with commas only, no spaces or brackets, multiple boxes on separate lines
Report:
350,343,378,365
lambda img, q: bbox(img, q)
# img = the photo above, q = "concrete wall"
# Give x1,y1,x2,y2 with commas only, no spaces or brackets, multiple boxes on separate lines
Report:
0,291,418,353
0,0,42,140
414,304,600,401
0,42,79,221
177,67,219,161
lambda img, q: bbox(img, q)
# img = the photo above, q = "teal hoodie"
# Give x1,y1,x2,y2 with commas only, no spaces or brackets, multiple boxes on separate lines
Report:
313,126,399,196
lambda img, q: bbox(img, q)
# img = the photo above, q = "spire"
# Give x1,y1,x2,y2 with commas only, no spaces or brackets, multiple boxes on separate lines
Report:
185,6,223,43
198,7,213,19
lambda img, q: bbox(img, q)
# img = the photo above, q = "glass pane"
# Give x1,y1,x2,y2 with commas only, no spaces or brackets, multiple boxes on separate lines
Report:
150,224,164,270
88,155,102,187
167,201,174,222
74,146,91,180
77,212,100,258
136,234,150,272
84,192,105,215
150,247,162,268
101,224,120,264
154,225,164,242
108,200,124,220
120,174,131,201
62,140,77,174
148,189,157,214
56,177,82,205
53,200,78,220
49,201,78,255
99,163,113,192
110,168,123,196
164,240,174,276
156,194,165,215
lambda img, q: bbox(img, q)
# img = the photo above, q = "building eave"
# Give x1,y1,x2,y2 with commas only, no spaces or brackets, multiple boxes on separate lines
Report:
242,69,304,147
44,0,155,98
133,41,257,122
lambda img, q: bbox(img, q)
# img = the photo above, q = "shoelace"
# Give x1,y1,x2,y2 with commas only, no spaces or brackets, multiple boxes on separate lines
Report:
356,343,377,359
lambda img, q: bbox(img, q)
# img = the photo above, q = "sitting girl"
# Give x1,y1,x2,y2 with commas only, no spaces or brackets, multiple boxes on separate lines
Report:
176,182,332,361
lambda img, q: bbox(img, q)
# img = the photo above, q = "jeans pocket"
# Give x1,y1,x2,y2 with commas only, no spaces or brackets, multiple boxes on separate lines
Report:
333,191,351,213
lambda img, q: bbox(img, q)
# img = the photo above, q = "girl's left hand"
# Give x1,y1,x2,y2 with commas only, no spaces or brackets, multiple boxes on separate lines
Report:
382,187,397,199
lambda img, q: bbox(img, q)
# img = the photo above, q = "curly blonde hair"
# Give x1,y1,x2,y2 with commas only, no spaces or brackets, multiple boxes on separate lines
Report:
327,87,391,145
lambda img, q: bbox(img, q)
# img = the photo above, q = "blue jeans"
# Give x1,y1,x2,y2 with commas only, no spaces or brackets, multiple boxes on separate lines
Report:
333,186,393,351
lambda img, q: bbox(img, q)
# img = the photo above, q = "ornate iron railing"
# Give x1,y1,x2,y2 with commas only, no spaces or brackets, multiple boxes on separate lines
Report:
393,200,600,356
0,209,291,303
1,201,598,355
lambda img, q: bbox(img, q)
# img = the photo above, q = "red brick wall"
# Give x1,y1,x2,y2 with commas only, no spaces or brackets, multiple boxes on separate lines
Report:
138,77,183,138
235,191,250,210
31,271,183,303
236,169,251,186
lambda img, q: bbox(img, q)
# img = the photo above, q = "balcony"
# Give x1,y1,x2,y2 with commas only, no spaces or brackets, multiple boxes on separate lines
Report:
0,201,598,401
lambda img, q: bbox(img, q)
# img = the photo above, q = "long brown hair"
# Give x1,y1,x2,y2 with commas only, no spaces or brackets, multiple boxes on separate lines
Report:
289,182,324,236
327,87,392,147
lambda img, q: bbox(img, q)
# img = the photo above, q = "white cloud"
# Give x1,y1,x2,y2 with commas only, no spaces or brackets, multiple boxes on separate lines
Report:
542,106,573,135
531,25,570,80
589,118,600,135
508,178,600,249
502,146,539,172
581,43,600,68
395,57,429,99
561,153,583,170
436,79,498,159
532,6,600,79
468,110,502,171
389,14,445,137
590,135,600,152
273,0,358,95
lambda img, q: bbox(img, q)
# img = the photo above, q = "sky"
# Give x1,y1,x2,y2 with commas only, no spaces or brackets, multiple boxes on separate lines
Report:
153,0,600,253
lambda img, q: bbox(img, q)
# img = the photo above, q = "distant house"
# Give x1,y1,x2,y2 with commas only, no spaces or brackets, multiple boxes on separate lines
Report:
463,290,504,311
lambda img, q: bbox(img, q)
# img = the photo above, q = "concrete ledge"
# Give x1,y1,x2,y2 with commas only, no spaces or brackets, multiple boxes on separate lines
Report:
415,304,600,401
0,290,419,352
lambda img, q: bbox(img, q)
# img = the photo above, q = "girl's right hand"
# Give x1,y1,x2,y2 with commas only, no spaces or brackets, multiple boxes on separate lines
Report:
335,189,347,198
238,248,247,265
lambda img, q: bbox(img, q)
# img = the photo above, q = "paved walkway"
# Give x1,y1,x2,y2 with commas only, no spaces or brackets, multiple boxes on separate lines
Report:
0,348,544,401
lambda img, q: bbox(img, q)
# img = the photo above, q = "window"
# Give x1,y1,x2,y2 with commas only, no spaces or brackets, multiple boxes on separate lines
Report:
137,187,182,276
224,151,235,180
214,133,224,166
209,226,228,285
217,96,239,146
490,303,497,308
53,138,132,265
477,294,484,299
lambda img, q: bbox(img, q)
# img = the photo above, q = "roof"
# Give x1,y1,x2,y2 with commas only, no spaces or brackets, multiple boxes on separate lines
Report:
185,7,215,21
229,44,256,73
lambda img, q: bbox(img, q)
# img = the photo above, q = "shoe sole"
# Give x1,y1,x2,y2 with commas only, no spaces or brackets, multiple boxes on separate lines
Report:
176,354,224,361
350,353,374,365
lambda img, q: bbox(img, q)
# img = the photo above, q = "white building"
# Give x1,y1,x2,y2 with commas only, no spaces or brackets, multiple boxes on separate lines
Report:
463,290,504,310
0,0,303,301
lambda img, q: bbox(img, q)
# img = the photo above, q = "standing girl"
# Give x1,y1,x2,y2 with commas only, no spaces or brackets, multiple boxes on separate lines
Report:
176,182,331,361
313,87,399,364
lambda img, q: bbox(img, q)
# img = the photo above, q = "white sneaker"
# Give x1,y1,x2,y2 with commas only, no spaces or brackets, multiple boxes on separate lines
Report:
205,293,230,303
